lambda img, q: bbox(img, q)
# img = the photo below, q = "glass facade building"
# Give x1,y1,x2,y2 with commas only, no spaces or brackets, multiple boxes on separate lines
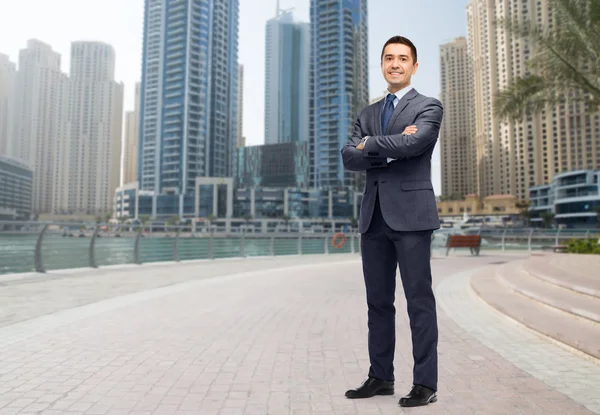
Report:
264,11,310,145
529,170,600,228
234,186,359,220
310,0,369,189
138,0,239,216
115,178,234,220
0,156,32,220
236,142,309,189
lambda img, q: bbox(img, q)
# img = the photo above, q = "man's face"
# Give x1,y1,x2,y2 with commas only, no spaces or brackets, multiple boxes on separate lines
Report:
381,43,418,91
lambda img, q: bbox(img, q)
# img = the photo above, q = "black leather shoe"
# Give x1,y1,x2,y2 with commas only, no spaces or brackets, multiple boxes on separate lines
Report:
398,384,437,407
345,377,394,399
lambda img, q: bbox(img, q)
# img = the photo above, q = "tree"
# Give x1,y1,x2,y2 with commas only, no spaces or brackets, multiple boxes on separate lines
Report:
104,211,113,223
494,0,600,121
540,211,555,228
350,217,359,230
516,200,533,227
95,216,102,224
206,214,217,232
281,214,291,231
139,215,150,225
166,215,181,231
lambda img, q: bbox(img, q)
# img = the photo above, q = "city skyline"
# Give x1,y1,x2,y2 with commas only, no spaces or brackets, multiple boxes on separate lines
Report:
0,0,474,195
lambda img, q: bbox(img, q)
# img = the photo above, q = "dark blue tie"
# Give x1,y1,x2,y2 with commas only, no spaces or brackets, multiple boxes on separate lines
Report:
381,94,396,134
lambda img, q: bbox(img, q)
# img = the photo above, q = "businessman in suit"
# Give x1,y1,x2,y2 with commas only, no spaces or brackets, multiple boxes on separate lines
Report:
341,36,443,407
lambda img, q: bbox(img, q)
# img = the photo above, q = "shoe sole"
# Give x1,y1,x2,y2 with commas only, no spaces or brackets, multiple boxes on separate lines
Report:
399,396,437,407
345,389,395,399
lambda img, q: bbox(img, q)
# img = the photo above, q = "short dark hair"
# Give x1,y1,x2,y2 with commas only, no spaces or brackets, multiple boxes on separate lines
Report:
381,36,417,64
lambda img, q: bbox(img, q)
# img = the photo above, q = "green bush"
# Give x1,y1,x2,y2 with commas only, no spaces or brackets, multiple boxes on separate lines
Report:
566,238,600,254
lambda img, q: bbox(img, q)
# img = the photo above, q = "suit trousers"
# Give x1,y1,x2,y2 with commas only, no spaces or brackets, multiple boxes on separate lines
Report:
360,194,438,391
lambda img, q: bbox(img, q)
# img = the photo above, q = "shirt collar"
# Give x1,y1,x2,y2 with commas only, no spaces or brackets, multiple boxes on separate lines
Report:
386,85,412,103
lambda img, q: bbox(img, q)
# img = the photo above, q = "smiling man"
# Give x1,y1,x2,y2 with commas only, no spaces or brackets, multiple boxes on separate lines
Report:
341,36,443,408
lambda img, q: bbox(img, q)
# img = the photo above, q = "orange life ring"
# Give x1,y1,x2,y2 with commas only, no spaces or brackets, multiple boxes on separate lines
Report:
331,232,346,249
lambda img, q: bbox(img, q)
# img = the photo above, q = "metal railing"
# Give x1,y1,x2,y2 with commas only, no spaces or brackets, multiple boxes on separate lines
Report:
1,221,599,275
472,227,600,251
0,221,361,275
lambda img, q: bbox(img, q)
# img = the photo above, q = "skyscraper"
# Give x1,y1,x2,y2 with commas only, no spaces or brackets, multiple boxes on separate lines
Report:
236,64,245,148
139,0,239,216
310,0,369,190
123,82,141,185
53,42,124,216
467,0,600,200
0,54,16,158
264,8,309,145
12,40,69,215
439,37,475,198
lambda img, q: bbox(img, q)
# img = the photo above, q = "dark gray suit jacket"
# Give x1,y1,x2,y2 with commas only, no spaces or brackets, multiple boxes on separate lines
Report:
341,88,443,233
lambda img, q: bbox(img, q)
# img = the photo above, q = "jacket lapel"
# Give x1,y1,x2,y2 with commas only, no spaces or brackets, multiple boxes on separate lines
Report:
376,97,384,135
385,88,418,135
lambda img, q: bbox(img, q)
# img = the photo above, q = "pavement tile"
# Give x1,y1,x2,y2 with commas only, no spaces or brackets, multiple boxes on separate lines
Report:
0,253,597,414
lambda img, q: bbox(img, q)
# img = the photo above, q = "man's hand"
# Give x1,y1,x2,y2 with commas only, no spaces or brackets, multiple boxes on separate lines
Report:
356,136,367,150
403,125,418,135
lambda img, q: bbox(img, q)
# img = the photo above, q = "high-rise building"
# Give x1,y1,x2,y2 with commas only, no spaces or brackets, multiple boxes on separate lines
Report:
54,42,123,216
237,64,245,148
139,0,239,217
467,0,600,200
237,141,309,188
12,40,69,215
123,82,141,185
310,0,369,189
439,37,474,198
264,8,309,145
0,156,33,221
0,54,16,158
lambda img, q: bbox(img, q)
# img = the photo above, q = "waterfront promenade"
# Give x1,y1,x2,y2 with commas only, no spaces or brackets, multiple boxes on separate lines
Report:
0,252,599,414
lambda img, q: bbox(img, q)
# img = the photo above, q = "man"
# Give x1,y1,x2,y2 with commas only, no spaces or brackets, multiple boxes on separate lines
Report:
341,36,443,408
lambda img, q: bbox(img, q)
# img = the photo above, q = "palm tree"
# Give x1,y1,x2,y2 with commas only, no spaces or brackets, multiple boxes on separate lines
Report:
281,214,291,232
206,215,217,232
516,200,533,227
494,0,600,121
540,211,555,229
166,215,181,232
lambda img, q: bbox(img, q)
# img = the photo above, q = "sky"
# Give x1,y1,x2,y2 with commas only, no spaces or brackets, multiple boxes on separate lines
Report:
0,0,472,194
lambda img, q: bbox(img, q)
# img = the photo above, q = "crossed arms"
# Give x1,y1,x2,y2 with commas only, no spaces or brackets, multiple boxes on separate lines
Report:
341,99,443,172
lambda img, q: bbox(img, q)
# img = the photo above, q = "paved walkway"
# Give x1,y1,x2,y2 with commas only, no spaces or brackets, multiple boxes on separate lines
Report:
0,253,598,414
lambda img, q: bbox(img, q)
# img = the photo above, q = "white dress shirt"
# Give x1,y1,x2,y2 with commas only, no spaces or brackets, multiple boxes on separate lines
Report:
365,85,413,163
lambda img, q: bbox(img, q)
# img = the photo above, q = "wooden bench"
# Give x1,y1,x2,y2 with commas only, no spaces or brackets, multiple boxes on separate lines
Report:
446,235,482,256
540,244,568,253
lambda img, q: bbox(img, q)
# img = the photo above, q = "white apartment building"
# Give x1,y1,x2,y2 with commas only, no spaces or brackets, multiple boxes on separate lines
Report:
123,82,141,186
439,37,475,198
467,0,600,200
56,41,124,215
